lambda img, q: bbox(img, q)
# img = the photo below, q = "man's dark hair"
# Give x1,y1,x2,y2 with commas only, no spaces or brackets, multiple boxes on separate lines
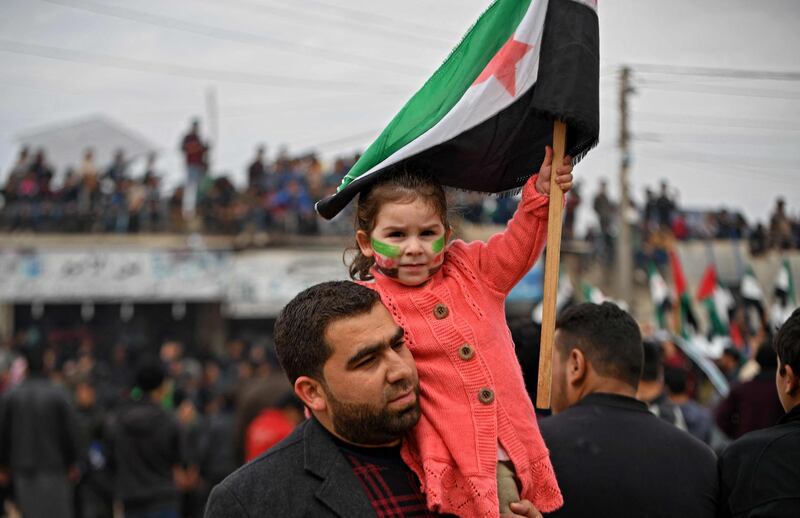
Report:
556,302,643,388
274,281,380,384
22,345,45,374
664,366,688,395
774,307,800,375
641,339,664,382
135,355,166,393
755,341,778,370
509,317,542,404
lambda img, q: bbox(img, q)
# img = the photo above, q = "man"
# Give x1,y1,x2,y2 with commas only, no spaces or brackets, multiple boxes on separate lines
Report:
716,343,784,440
179,118,208,219
205,281,542,518
636,339,687,431
109,356,185,518
246,145,268,193
664,366,712,444
0,345,80,518
717,308,800,517
539,302,717,517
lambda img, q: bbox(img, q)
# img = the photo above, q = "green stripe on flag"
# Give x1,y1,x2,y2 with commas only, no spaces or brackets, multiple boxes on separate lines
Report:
339,0,533,191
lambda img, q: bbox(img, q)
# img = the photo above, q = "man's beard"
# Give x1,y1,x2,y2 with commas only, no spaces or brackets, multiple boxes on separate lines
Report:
322,381,421,445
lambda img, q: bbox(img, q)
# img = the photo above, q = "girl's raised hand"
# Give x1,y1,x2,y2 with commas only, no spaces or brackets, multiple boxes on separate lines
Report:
534,145,573,196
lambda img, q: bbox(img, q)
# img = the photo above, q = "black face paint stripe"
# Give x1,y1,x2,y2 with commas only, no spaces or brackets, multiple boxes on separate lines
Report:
377,266,399,278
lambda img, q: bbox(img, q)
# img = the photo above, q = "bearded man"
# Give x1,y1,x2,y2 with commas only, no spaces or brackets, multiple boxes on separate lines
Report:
205,281,542,518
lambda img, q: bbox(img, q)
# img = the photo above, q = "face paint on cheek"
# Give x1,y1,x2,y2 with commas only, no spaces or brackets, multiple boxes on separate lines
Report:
428,235,446,275
371,238,401,278
432,235,445,254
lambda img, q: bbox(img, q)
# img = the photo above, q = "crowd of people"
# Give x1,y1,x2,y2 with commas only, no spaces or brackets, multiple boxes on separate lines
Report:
576,177,800,265
2,296,795,518
3,119,798,253
0,329,305,518
0,147,797,518
0,120,359,236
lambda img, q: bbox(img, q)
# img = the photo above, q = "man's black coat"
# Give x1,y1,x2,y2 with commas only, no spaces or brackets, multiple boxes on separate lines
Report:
540,393,717,518
205,418,376,518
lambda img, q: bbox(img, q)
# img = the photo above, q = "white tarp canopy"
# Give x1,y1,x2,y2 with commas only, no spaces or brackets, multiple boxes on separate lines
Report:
16,115,157,171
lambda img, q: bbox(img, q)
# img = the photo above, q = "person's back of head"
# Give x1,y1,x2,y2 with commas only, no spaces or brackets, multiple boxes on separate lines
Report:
641,339,664,383
773,308,800,411
22,344,46,375
273,280,380,385
663,366,688,396
555,302,643,391
755,341,779,372
135,355,166,395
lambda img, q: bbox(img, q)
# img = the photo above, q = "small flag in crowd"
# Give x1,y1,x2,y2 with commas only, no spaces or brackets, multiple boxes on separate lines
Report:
774,259,796,306
740,265,766,333
581,281,605,304
316,0,599,219
648,262,671,330
770,259,797,329
669,250,699,338
696,264,735,338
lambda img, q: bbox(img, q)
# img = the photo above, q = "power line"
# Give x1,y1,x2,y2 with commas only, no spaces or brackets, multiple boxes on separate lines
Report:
628,62,800,82
0,39,412,93
637,145,799,177
285,0,462,41
635,80,800,100
199,0,454,49
633,111,800,132
297,128,380,153
43,0,429,77
640,155,799,187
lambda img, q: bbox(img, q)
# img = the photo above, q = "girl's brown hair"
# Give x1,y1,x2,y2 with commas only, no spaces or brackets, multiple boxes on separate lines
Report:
348,170,450,281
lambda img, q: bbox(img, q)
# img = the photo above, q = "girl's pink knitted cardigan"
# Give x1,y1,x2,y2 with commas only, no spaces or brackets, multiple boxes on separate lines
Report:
365,176,563,517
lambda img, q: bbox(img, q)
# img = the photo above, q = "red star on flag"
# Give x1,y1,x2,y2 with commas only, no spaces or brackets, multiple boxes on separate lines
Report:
472,37,532,96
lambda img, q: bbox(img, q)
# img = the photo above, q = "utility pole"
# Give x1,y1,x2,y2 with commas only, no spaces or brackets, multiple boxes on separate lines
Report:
616,67,633,306
205,85,218,174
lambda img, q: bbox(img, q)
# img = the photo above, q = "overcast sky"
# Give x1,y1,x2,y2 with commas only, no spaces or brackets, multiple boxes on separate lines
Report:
1,0,798,229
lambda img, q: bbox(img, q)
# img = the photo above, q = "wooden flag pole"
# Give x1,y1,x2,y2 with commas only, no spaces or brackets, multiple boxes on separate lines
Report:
536,119,567,409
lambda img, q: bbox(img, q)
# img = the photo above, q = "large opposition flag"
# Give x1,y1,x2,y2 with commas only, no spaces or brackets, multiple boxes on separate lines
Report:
316,0,599,219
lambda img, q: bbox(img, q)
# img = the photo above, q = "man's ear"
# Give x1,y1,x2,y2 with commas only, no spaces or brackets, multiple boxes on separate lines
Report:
783,364,799,397
294,376,327,413
566,348,587,386
356,230,373,258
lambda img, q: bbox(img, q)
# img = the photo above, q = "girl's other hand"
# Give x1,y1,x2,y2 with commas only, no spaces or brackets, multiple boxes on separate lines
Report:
534,145,573,196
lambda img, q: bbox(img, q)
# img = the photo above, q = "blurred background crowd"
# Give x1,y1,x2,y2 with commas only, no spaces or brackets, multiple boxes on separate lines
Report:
2,118,799,255
0,116,798,518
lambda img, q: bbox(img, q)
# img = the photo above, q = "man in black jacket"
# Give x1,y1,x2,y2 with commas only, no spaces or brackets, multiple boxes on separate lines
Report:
109,357,185,518
539,302,717,518
0,345,80,518
205,281,543,518
717,308,800,517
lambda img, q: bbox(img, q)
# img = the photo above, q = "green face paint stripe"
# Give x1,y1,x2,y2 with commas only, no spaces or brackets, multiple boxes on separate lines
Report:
371,238,401,258
432,235,445,253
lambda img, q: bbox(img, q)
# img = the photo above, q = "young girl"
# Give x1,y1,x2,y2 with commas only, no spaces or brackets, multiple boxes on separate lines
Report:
349,146,572,517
